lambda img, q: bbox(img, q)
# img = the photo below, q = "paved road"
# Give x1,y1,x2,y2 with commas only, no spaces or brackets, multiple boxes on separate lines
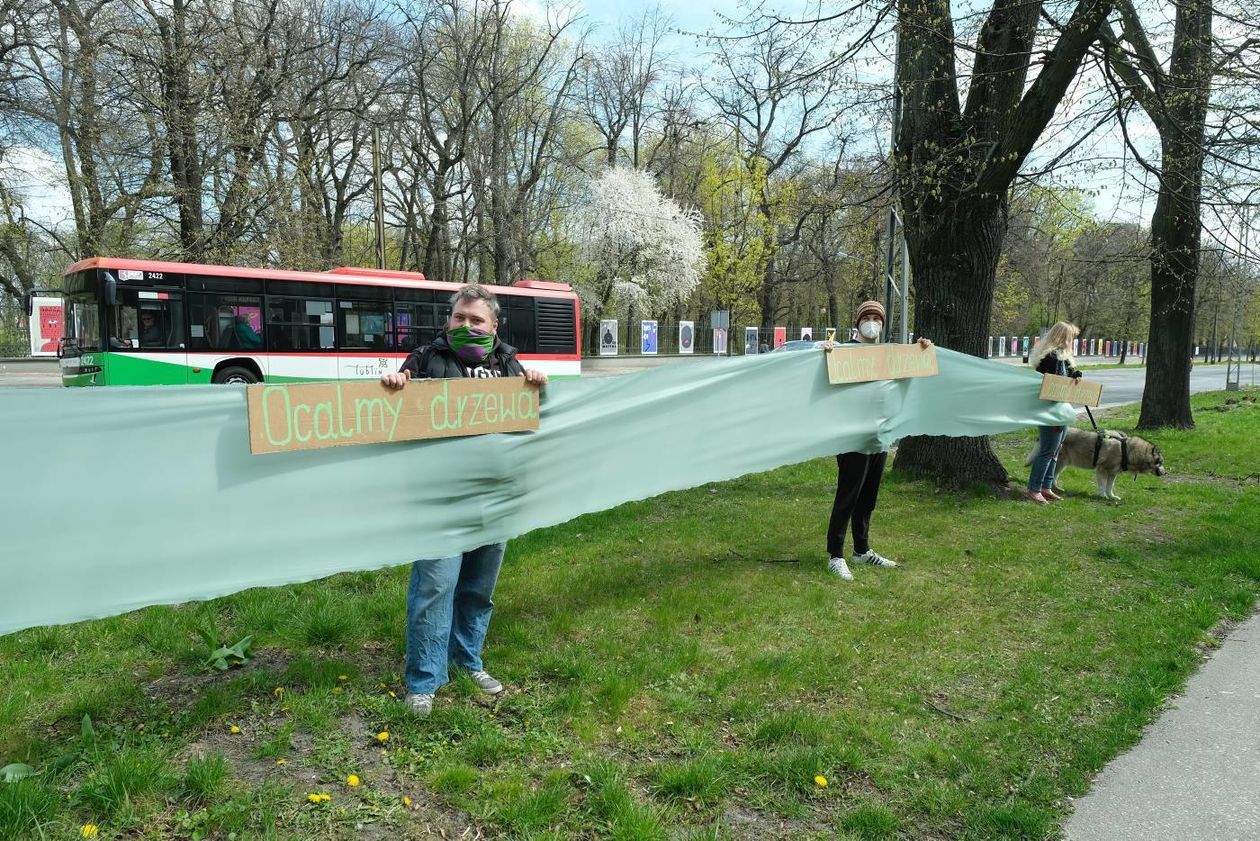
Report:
1089,364,1254,408
0,358,60,387
2,357,1255,397
1064,611,1260,841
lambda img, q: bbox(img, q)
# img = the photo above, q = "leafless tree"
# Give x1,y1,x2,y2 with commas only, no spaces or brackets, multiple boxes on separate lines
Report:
581,6,670,168
703,16,849,332
23,0,167,256
467,1,585,284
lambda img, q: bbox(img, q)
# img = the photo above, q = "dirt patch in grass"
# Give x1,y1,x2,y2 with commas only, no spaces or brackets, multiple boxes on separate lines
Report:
144,647,294,711
182,705,482,839
720,803,826,840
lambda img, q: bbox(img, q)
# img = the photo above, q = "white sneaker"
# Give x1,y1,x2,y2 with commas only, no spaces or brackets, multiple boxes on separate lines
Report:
855,549,897,568
468,670,503,695
827,557,854,580
405,693,434,718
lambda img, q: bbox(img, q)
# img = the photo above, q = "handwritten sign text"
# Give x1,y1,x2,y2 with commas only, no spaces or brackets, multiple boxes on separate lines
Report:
247,378,540,454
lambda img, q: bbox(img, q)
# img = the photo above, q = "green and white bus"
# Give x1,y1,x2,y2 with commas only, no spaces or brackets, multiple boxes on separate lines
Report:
58,258,582,386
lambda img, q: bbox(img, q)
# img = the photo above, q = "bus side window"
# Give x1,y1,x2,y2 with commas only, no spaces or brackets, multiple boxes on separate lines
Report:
393,301,447,352
268,297,333,352
189,293,263,352
499,296,537,354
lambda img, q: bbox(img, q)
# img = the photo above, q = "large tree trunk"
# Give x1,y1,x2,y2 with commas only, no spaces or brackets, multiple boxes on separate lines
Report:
894,200,1010,486
1138,138,1203,429
1136,0,1211,430
884,0,1110,486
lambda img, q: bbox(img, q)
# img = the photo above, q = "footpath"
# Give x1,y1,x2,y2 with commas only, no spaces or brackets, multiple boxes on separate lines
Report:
1064,609,1260,840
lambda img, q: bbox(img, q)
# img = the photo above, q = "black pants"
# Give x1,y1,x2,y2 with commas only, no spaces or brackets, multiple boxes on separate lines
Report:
826,451,887,559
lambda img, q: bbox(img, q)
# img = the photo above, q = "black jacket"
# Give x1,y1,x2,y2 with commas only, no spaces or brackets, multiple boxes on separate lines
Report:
1035,349,1080,379
398,332,526,380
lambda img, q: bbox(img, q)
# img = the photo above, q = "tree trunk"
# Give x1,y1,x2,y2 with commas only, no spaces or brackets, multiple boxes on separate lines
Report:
422,164,452,280
1137,152,1200,429
160,0,205,259
894,200,1010,487
1136,0,1211,430
759,253,778,332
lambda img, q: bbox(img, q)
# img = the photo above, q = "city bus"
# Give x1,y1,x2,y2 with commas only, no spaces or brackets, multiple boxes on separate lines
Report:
58,258,581,386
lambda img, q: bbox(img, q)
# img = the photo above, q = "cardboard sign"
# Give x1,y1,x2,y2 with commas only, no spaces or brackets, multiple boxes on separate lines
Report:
825,343,939,384
1039,373,1103,407
247,378,540,455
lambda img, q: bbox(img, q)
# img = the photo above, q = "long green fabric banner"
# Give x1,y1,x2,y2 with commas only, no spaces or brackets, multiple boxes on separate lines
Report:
1,350,1073,635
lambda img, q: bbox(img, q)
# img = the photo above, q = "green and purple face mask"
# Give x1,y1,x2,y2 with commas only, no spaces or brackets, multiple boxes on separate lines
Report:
447,325,496,367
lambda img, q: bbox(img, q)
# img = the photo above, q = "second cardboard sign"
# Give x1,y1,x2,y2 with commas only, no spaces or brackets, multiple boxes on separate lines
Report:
826,343,939,385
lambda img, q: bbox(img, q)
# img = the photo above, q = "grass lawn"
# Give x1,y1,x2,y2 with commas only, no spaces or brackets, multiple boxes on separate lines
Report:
2,389,1258,840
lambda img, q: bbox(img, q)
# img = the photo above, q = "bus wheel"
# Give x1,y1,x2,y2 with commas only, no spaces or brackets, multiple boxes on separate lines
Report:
213,366,260,385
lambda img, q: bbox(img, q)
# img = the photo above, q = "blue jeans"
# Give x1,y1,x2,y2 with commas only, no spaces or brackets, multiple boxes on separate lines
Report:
1028,425,1068,491
405,542,506,695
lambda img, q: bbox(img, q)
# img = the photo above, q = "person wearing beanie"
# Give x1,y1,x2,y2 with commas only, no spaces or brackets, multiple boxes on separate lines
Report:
822,300,932,581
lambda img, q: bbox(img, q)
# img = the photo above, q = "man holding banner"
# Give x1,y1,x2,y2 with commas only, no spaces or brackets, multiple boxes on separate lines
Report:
823,301,933,581
381,284,548,717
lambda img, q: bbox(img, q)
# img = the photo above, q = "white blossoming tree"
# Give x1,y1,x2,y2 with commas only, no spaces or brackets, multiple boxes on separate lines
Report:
572,167,705,331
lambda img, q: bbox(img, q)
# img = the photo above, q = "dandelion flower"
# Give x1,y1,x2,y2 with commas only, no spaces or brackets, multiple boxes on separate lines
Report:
346,774,361,787
388,691,396,699
307,792,331,803
273,687,284,698
814,775,828,788
402,796,412,806
80,825,99,839
338,674,349,681
376,731,390,742
276,759,287,766
229,725,240,734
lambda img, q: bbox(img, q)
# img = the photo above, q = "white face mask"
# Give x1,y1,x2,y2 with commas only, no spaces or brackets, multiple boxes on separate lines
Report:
858,320,882,340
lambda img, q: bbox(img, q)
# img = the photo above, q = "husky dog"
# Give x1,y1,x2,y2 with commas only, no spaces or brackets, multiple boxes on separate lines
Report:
1026,427,1167,500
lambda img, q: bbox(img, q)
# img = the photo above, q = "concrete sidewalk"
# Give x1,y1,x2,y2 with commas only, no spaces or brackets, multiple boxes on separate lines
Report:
1064,609,1260,841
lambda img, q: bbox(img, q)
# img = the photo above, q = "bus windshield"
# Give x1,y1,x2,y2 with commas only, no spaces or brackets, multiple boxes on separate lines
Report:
64,294,102,354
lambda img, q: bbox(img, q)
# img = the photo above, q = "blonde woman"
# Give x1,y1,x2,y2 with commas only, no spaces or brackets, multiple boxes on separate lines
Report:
1026,322,1082,504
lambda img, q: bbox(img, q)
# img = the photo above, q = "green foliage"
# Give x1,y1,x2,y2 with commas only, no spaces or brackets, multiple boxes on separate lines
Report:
651,756,728,805
0,778,63,838
182,753,232,806
0,764,35,783
429,762,479,796
200,632,253,672
75,742,179,824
